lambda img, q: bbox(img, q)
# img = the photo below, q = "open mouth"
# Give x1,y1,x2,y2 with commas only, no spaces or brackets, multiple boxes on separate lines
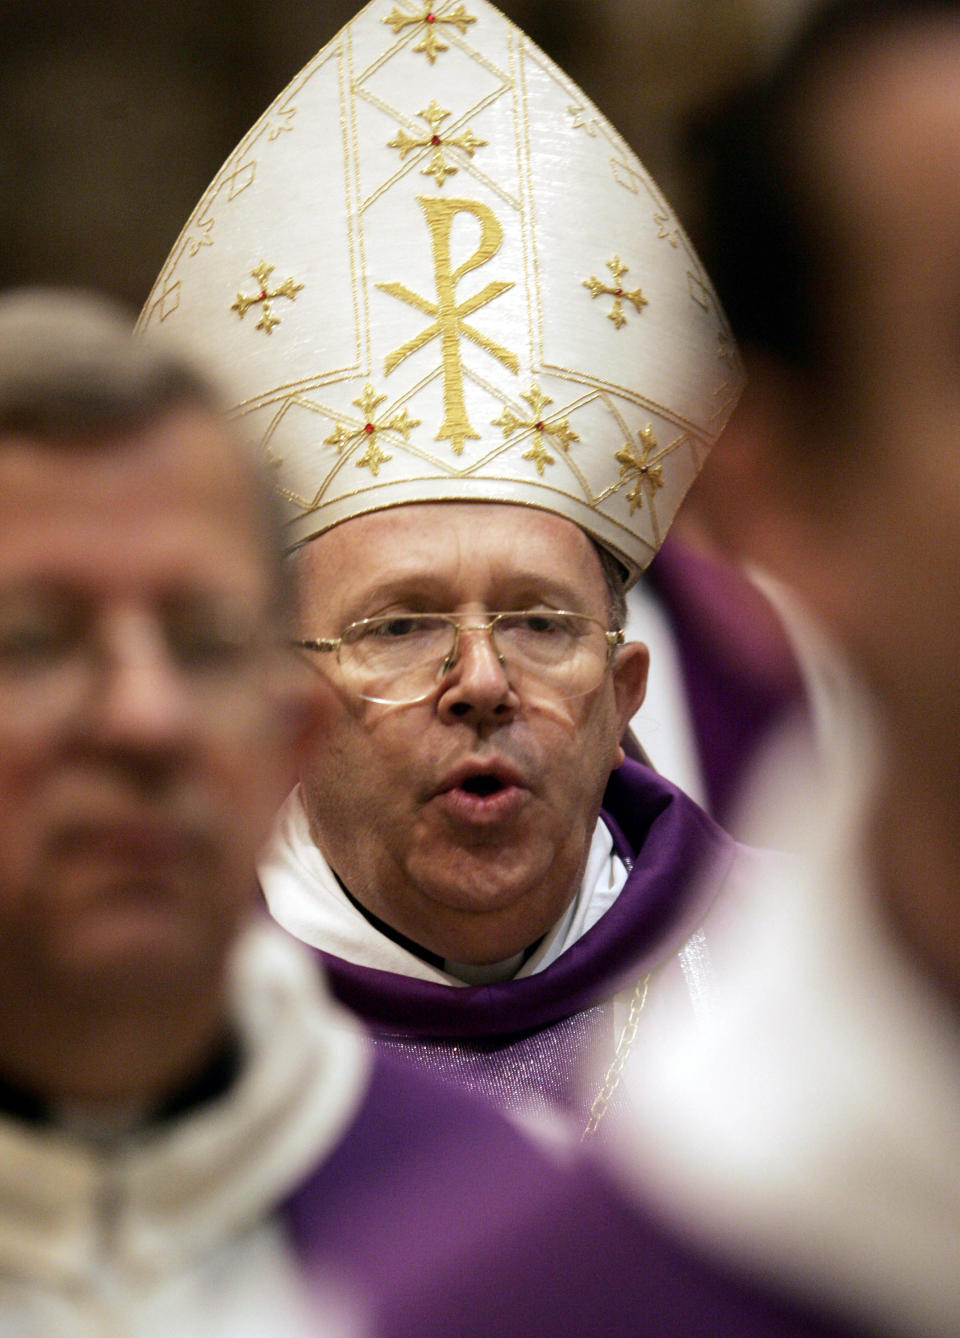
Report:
459,774,507,797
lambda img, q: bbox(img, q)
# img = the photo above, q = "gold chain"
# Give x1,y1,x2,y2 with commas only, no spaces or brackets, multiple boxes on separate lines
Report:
581,974,650,1140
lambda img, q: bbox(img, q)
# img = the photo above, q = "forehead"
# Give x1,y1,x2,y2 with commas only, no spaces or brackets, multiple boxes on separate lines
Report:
297,502,607,614
0,408,268,597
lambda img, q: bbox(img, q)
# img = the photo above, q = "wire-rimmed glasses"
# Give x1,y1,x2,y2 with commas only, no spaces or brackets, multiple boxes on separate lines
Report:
0,586,280,737
293,609,624,705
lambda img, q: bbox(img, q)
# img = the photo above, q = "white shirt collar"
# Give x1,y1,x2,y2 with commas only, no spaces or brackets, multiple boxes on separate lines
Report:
0,923,369,1285
259,787,629,985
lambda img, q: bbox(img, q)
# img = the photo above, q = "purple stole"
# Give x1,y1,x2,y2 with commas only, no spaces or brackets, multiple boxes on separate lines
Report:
309,762,738,1123
283,1054,878,1338
645,536,808,825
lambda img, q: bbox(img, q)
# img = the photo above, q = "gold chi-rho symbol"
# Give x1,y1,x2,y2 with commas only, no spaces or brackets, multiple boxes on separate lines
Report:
378,197,518,454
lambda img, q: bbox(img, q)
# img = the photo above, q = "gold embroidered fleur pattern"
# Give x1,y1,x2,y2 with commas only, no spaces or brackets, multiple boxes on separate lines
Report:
230,262,303,334
187,218,215,257
615,425,666,514
492,386,579,476
382,3,476,63
583,256,648,329
387,101,486,187
653,212,680,248
324,385,420,476
568,104,599,137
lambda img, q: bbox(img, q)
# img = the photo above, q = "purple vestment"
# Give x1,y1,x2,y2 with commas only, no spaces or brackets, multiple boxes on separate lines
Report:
645,536,808,825
284,1054,881,1338
309,761,745,1125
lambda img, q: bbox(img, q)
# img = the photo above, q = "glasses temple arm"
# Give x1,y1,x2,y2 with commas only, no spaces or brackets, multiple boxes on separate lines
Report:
291,638,339,653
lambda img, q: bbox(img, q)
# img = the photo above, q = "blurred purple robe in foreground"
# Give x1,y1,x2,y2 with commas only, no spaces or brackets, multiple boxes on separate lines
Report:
286,1053,879,1338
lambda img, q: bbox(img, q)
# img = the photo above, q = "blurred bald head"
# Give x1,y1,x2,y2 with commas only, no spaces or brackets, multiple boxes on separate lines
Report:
0,288,223,435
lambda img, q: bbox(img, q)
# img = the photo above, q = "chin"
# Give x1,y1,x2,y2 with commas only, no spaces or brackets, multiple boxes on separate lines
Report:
416,858,540,912
411,866,563,957
53,914,222,1005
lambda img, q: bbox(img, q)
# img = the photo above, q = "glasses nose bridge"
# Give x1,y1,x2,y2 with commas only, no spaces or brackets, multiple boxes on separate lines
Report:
442,614,505,675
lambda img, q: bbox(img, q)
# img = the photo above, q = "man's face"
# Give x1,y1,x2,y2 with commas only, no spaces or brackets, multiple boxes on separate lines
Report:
0,408,303,1010
786,27,960,762
296,502,647,964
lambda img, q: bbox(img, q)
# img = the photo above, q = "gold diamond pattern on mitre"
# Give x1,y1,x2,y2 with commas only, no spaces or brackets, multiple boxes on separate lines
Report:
139,0,743,582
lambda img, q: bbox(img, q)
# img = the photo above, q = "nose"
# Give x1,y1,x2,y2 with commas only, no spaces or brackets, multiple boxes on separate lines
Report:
436,623,518,727
84,611,194,757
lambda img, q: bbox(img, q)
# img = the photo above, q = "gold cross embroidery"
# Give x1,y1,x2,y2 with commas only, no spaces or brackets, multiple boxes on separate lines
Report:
382,3,476,63
230,262,303,334
615,425,667,514
324,384,421,476
492,386,579,476
388,101,486,187
583,256,648,329
379,197,518,455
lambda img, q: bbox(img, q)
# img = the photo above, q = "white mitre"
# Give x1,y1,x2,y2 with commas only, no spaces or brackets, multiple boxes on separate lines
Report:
140,0,742,582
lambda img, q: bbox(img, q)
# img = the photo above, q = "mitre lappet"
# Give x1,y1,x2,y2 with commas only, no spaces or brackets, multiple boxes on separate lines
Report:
140,0,743,581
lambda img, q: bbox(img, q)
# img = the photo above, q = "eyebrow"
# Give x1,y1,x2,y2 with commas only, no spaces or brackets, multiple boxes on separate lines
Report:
342,573,594,622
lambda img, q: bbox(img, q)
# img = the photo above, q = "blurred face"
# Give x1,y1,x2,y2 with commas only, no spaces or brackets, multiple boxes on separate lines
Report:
727,26,960,999
791,28,960,763
296,503,647,964
739,26,960,771
0,408,304,1012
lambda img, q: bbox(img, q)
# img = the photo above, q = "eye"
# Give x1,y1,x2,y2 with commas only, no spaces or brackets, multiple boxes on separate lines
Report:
500,611,569,636
0,599,83,672
376,616,423,638
521,613,564,634
362,615,444,640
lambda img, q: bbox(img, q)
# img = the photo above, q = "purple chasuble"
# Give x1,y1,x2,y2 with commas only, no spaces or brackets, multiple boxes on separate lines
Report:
645,535,808,826
308,762,741,1126
283,1054,882,1338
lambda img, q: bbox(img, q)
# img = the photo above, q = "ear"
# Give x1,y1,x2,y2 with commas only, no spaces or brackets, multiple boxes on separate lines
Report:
610,640,649,768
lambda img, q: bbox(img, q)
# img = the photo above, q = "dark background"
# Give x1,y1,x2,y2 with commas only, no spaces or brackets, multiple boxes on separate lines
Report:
0,1,796,309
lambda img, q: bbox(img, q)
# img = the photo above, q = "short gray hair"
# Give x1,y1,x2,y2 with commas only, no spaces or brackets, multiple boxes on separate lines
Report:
590,538,628,630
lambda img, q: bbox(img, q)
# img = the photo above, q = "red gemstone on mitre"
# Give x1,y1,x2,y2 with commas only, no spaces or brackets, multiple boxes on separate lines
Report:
259,289,267,299
615,288,623,296
425,11,435,20
431,134,442,145
364,423,375,433
536,421,545,431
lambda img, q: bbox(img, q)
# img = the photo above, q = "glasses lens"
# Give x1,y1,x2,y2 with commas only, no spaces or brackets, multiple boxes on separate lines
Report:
0,588,275,734
493,612,609,697
341,614,455,704
339,611,611,704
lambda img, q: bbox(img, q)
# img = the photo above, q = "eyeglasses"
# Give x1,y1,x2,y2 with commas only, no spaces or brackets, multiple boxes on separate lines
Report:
0,587,280,733
293,610,624,705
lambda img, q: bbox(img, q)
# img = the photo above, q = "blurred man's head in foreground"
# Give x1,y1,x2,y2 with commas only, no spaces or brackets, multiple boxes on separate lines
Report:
698,0,960,1001
702,0,960,755
0,290,320,1103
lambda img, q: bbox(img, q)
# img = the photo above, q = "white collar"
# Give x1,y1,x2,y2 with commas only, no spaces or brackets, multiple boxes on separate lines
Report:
259,787,628,985
0,923,369,1286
